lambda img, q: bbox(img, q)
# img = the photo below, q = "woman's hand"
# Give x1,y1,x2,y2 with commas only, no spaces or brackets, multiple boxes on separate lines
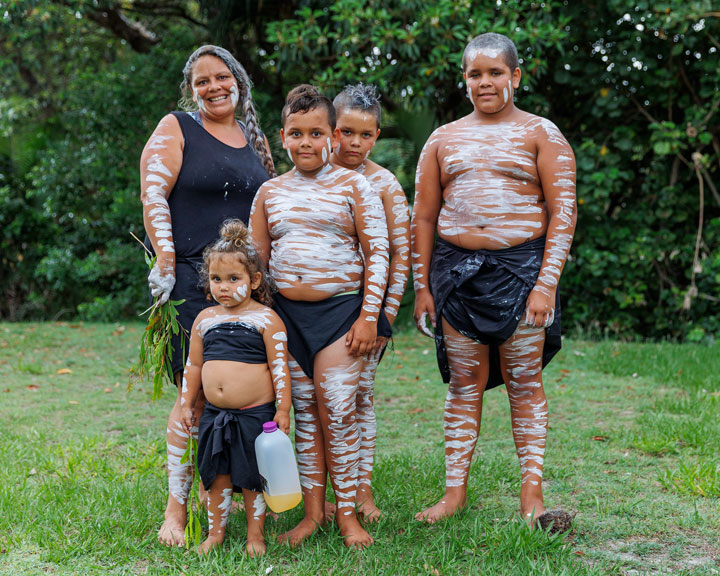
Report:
148,259,176,304
180,407,194,436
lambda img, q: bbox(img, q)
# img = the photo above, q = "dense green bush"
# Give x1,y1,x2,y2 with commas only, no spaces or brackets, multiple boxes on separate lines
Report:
1,0,717,341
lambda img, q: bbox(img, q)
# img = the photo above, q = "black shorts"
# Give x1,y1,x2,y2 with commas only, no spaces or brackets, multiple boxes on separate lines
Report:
273,292,392,379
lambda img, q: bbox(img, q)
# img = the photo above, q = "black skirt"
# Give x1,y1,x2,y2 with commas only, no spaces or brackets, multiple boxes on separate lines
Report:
273,292,392,379
429,236,562,388
197,401,276,493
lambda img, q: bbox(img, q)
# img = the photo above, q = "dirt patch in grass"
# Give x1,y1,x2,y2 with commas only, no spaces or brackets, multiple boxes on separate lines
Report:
603,537,719,575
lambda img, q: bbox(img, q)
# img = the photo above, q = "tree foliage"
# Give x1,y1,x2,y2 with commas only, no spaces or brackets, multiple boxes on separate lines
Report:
1,0,718,340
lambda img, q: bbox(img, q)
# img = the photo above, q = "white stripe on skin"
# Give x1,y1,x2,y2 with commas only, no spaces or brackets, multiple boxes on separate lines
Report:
318,361,362,506
289,360,325,489
442,334,483,487
252,492,267,520
194,87,207,114
356,357,379,485
230,83,239,108
259,165,389,313
502,325,547,486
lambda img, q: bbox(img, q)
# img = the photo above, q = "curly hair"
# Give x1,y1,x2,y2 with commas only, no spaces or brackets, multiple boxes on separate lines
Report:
201,219,273,306
179,45,277,177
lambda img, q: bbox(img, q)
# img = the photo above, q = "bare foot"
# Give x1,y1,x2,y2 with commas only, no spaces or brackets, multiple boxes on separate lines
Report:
521,497,546,527
414,491,466,524
158,512,186,547
336,510,373,549
198,536,223,555
277,515,323,547
356,487,382,523
246,537,267,557
324,500,337,522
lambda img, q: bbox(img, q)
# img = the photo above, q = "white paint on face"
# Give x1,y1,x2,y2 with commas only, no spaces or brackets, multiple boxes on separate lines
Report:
230,82,239,108
194,87,207,114
286,146,294,164
232,284,248,302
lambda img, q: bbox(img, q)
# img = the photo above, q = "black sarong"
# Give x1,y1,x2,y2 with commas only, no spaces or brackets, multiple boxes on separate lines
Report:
430,236,562,388
273,292,392,379
197,401,276,493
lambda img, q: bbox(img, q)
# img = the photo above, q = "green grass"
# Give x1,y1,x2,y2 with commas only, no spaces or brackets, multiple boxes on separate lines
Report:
0,323,719,575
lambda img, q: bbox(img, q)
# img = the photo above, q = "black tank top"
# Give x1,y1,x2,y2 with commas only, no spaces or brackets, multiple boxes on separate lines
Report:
153,111,269,258
203,322,267,364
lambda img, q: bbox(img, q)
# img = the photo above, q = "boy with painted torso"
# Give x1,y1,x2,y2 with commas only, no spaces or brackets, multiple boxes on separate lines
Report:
411,33,577,526
250,85,390,548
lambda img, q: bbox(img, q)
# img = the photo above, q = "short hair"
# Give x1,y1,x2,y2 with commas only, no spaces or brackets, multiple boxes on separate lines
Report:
462,33,519,71
333,83,381,128
281,84,336,130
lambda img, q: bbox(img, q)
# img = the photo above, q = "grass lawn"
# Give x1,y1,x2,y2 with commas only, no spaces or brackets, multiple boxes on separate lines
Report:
0,322,718,575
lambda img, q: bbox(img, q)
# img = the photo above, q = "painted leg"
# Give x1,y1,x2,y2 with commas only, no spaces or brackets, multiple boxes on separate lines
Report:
278,359,327,546
243,489,267,557
416,319,488,524
158,379,193,546
356,356,381,522
499,325,548,524
197,475,233,554
314,337,372,548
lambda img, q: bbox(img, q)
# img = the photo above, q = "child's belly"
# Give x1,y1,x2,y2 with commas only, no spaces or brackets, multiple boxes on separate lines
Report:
438,182,548,250
201,362,275,409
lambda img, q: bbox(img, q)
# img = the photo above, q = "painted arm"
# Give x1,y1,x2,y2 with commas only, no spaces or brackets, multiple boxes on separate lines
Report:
380,176,411,325
410,135,443,337
263,314,292,435
525,120,577,327
140,114,183,304
248,186,272,268
347,176,390,356
180,313,205,435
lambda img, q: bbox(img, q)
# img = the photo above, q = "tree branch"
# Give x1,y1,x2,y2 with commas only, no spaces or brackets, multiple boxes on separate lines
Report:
82,5,160,53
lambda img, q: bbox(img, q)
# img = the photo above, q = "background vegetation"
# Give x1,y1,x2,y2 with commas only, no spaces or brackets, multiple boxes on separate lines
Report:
1,0,718,340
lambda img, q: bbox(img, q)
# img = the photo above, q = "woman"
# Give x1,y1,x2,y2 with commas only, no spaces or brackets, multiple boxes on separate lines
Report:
140,45,275,547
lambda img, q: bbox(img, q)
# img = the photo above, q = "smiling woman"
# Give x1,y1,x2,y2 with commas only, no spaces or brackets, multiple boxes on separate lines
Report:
138,45,276,548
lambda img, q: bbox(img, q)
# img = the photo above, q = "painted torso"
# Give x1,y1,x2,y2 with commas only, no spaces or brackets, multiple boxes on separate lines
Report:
425,112,569,251
260,164,368,300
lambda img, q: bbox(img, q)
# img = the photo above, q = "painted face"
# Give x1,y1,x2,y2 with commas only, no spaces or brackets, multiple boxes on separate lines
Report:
281,107,337,176
191,55,239,119
333,109,380,170
463,50,521,117
208,254,260,309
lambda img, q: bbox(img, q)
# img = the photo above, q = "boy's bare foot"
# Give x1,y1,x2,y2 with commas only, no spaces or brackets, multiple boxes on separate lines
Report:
158,511,186,546
356,487,382,523
337,511,373,549
277,515,323,547
246,537,267,557
197,535,223,555
521,496,546,527
414,490,467,524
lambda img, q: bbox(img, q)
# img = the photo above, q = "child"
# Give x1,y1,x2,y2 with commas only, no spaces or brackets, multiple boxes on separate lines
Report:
411,33,577,528
180,219,291,556
331,84,411,521
249,84,390,548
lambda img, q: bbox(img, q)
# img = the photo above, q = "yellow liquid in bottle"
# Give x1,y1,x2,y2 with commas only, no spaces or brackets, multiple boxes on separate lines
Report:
263,491,302,513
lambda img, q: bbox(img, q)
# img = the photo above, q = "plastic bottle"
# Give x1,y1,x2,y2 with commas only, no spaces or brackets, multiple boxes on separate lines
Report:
255,421,302,513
